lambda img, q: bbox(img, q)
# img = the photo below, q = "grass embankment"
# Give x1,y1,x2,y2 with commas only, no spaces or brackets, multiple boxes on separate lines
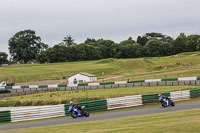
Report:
1,51,200,83
1,108,200,133
0,85,198,107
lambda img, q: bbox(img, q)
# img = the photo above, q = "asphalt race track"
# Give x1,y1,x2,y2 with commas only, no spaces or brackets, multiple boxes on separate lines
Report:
0,101,200,130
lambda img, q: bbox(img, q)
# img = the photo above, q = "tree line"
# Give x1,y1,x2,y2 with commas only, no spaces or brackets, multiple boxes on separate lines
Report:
1,29,200,65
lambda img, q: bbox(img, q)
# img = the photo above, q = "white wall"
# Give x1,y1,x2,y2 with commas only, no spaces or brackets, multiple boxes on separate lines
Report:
68,73,97,84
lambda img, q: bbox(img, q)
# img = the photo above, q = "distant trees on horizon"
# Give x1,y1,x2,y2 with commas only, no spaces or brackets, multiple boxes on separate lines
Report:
3,29,200,64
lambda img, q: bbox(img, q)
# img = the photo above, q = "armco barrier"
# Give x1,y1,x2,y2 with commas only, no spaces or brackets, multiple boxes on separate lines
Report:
0,110,11,123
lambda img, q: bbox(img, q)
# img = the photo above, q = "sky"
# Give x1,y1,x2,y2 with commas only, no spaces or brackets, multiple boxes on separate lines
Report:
0,0,200,54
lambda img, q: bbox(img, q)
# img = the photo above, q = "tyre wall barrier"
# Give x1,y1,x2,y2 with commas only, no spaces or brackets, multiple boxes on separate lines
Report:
170,90,190,101
10,104,65,122
190,88,200,98
107,95,142,110
1,88,200,124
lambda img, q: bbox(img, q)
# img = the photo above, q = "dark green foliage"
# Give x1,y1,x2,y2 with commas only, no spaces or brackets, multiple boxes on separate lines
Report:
36,51,48,63
145,39,162,57
173,33,187,54
0,52,8,65
160,42,174,56
63,35,74,46
196,38,200,50
32,32,200,63
8,29,48,63
137,35,148,46
186,34,200,52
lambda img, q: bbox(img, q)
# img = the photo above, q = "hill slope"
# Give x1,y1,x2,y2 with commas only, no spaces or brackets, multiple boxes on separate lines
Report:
1,51,200,83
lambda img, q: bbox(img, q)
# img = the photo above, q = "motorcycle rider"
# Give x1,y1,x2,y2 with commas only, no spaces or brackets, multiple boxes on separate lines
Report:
69,101,83,114
158,94,169,106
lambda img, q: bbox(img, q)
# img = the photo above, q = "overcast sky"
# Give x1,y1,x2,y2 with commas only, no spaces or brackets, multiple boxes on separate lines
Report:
0,0,200,54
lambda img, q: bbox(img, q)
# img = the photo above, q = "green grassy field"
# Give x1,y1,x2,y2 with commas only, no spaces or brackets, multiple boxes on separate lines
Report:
1,51,200,83
1,107,200,133
2,86,198,105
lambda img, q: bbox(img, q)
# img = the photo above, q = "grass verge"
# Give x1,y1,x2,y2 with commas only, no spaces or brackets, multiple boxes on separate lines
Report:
1,51,200,83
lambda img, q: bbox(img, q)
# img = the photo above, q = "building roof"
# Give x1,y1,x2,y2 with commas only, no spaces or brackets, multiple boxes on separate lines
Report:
69,72,96,78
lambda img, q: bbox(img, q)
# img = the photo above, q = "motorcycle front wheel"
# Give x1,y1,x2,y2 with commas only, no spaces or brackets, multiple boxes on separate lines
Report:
84,111,90,117
171,101,175,107
70,111,78,118
161,102,167,107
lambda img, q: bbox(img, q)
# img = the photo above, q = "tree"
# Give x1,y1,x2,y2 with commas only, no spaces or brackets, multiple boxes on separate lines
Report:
186,34,200,52
8,29,48,63
83,44,101,60
97,40,116,58
84,38,96,45
137,36,148,46
0,52,8,65
63,35,74,46
160,42,174,56
132,43,145,58
145,39,162,57
120,37,135,45
173,33,187,54
45,44,68,63
68,44,87,61
119,43,132,58
196,37,200,50
145,32,165,41
36,51,48,63
137,32,173,46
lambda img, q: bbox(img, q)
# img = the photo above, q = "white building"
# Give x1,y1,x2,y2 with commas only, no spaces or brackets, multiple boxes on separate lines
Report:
68,72,97,85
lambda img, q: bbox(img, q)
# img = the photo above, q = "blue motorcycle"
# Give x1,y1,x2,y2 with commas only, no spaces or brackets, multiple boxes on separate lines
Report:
159,97,175,107
68,106,89,118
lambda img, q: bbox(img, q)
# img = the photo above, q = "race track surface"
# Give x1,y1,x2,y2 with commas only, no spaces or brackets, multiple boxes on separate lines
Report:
0,101,200,130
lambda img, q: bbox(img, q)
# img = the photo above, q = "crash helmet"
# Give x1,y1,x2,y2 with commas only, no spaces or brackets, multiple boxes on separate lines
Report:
70,101,73,105
158,94,161,97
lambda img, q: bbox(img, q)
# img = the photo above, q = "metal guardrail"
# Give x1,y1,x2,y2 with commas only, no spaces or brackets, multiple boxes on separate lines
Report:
0,80,199,99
